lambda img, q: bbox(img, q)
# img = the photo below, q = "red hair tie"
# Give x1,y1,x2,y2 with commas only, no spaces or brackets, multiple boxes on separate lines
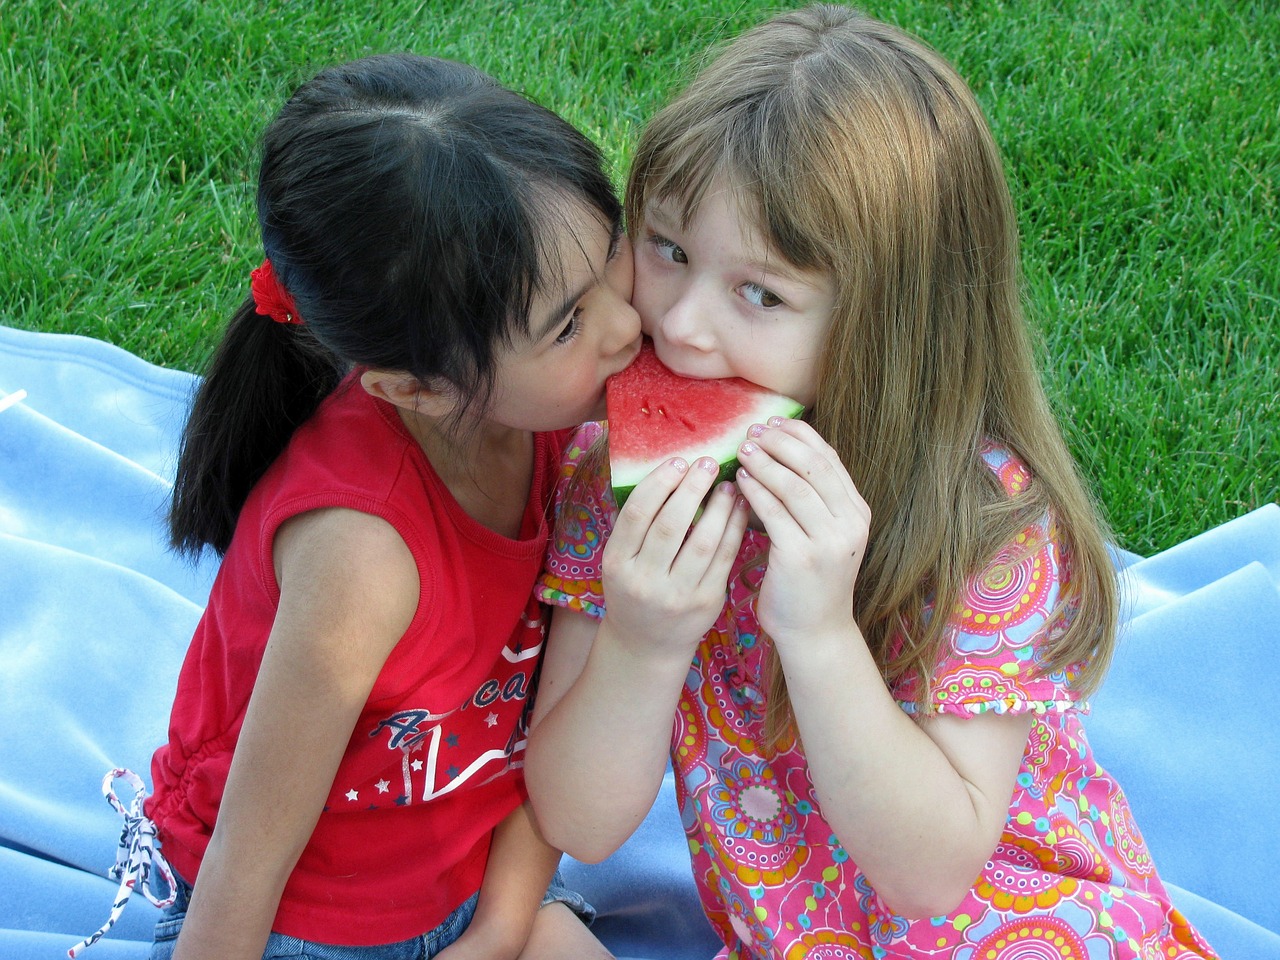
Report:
250,258,303,325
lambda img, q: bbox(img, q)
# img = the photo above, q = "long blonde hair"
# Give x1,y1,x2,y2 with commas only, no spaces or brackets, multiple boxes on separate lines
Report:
625,4,1117,738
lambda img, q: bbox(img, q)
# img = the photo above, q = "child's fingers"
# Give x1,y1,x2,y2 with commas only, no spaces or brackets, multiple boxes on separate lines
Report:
734,459,800,543
612,456,722,564
761,419,860,503
608,457,692,559
740,423,867,533
736,441,828,540
704,488,751,586
669,481,746,584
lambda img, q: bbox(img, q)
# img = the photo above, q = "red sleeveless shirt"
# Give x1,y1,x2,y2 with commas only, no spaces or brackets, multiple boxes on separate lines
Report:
148,377,566,944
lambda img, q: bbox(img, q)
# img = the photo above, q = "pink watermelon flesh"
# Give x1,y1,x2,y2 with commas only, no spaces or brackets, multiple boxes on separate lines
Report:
606,341,805,506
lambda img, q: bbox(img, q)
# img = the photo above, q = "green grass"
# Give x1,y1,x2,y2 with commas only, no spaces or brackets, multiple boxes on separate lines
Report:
2,0,1276,554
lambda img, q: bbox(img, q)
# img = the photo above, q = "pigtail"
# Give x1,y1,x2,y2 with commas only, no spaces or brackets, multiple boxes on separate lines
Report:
168,298,342,557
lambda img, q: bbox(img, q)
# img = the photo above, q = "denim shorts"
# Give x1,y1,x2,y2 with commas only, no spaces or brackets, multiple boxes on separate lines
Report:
150,870,594,959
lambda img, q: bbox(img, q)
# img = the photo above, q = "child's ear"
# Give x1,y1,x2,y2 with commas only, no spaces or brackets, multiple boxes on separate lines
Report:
359,368,458,418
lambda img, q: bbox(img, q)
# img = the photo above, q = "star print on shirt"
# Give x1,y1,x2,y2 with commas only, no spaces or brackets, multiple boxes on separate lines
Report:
345,789,358,801
484,712,499,728
375,779,390,793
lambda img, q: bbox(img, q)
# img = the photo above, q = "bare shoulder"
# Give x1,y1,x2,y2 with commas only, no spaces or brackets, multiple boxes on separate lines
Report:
272,508,421,666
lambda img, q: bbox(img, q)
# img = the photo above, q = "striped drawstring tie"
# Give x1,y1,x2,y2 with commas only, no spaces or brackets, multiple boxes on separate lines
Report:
67,768,177,957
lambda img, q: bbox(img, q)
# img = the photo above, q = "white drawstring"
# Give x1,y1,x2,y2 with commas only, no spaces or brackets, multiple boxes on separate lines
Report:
68,768,177,957
0,389,28,415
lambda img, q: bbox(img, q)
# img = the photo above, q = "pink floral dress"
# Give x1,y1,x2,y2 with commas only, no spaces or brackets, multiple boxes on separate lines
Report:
537,423,1217,960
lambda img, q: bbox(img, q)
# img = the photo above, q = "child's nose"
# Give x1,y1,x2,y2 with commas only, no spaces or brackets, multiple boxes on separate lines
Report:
657,290,713,351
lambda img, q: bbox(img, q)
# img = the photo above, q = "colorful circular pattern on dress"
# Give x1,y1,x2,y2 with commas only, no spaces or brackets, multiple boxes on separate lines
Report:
971,915,1087,959
973,841,1081,911
853,872,909,944
1021,719,1056,794
1010,816,1112,885
701,651,763,754
725,901,775,956
702,816,811,888
998,457,1031,495
708,756,798,845
553,502,599,561
954,534,1049,636
783,928,876,960
673,688,708,774
931,664,1018,710
1109,790,1156,877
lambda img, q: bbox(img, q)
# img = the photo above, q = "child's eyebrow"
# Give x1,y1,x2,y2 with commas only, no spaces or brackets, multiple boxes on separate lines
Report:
646,200,818,290
743,256,812,288
642,200,681,228
530,279,593,343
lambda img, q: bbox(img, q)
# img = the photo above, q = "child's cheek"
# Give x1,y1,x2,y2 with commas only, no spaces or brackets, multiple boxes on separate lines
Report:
607,235,635,303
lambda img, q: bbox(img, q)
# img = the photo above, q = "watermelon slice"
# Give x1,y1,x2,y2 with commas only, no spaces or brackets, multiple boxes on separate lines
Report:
606,340,805,506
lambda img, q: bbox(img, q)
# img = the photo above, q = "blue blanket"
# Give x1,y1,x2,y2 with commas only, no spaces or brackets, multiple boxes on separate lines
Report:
1,323,1276,959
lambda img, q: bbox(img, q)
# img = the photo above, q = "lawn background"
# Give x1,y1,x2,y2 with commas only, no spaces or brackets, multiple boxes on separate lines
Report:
2,0,1276,555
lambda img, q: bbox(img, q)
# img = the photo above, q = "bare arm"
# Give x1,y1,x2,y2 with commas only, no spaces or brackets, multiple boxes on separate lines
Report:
736,420,1032,918
432,801,562,960
525,459,748,862
172,508,418,960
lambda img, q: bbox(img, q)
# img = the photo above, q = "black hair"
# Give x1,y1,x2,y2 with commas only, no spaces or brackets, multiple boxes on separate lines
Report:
169,54,620,556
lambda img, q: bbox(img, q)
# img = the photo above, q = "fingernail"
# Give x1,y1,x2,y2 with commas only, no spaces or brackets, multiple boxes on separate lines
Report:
735,495,748,510
671,458,688,472
697,457,718,472
747,423,765,438
767,416,785,427
739,442,757,456
737,467,750,481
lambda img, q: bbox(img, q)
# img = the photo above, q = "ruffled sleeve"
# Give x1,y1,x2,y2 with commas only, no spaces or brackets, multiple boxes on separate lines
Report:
894,446,1084,718
535,422,616,621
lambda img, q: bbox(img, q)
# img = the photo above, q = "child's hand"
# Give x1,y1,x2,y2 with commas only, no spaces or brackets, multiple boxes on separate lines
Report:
601,457,748,660
433,918,523,960
734,418,870,646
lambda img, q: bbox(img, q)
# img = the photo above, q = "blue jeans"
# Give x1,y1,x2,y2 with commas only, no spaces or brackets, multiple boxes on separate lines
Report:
150,871,591,959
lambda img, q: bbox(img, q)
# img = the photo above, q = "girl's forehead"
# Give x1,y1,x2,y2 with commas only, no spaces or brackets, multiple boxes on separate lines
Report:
647,177,763,229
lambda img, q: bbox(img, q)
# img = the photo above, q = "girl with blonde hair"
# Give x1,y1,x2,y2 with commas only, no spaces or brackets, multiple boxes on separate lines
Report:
526,6,1218,958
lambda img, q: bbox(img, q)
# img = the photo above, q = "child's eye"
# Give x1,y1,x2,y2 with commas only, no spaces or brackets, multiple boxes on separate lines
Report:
650,234,688,265
741,282,783,308
555,308,583,345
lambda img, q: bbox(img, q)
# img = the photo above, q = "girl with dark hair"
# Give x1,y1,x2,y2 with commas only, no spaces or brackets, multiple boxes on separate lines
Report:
86,53,637,960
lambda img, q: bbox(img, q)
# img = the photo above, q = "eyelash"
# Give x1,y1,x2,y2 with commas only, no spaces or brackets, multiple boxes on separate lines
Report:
555,225,626,346
741,283,783,309
648,234,687,264
555,307,583,345
649,232,784,309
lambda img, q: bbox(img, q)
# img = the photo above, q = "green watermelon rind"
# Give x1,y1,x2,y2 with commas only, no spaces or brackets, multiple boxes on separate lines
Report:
609,394,805,507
